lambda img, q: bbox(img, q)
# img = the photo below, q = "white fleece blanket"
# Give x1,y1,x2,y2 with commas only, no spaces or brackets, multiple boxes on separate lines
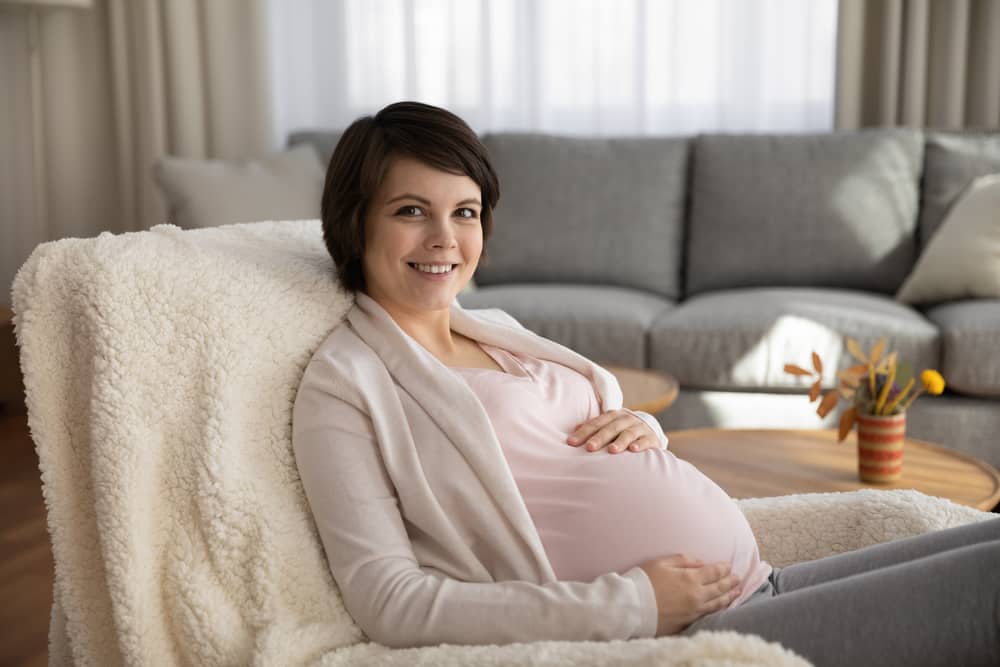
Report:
12,220,994,667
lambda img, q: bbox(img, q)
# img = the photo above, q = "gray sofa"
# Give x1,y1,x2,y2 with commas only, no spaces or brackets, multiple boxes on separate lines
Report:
290,129,1000,471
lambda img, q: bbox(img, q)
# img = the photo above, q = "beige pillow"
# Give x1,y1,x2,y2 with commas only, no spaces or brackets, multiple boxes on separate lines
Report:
896,173,1000,305
153,144,324,228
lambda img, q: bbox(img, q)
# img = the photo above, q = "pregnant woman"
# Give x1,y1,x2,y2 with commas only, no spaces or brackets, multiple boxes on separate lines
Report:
292,101,1000,666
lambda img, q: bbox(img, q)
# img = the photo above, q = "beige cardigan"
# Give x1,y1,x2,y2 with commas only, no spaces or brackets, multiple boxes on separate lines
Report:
292,292,659,648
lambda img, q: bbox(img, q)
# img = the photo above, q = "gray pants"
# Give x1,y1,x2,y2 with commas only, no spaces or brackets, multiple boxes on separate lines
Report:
681,517,1000,666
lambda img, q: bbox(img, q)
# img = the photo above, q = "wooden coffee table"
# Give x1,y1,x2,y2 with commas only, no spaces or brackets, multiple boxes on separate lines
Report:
605,366,679,414
667,428,1000,512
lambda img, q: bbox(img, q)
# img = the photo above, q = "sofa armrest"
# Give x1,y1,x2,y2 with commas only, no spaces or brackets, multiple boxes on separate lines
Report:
737,489,996,567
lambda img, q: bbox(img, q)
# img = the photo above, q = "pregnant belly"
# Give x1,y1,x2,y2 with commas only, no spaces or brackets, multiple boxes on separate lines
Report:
514,448,772,606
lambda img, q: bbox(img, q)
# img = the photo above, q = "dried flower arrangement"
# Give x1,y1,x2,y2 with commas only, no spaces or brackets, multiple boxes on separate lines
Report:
784,337,946,442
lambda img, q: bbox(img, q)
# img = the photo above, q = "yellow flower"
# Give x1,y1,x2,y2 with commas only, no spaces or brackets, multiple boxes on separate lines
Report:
920,369,946,395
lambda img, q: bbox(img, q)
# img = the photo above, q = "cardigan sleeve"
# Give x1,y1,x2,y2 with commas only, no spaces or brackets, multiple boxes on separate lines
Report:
292,380,659,648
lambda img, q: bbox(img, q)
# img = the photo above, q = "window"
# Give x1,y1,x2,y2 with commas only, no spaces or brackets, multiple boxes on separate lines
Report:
266,0,838,145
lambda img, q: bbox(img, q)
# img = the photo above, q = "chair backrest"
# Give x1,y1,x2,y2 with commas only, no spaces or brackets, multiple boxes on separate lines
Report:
13,220,360,665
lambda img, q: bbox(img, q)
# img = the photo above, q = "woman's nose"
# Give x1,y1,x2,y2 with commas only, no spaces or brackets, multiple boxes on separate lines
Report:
426,215,458,248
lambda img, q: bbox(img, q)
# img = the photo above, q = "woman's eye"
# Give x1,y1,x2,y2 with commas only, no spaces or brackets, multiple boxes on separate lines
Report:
456,208,479,219
397,205,423,217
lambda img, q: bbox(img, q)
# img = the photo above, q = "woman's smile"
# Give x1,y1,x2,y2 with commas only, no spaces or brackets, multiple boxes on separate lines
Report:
407,262,460,280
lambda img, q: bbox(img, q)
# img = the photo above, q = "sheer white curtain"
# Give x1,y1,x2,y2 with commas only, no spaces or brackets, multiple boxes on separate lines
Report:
266,0,838,147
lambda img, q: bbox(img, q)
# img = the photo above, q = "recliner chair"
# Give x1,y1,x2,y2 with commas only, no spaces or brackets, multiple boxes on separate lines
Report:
13,220,993,666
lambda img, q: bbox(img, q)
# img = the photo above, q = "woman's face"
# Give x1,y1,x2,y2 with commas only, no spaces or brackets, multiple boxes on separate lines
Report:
362,155,483,316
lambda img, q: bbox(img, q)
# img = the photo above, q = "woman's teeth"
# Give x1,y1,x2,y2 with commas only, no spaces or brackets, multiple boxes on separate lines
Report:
409,263,456,274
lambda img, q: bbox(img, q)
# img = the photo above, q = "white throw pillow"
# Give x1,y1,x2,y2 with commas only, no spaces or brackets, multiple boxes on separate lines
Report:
153,144,325,228
896,173,1000,305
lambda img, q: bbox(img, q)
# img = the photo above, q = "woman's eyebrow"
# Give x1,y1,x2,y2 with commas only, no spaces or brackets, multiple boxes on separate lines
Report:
385,193,482,207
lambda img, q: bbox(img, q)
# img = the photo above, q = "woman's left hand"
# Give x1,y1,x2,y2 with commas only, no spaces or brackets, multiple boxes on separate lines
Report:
567,410,663,454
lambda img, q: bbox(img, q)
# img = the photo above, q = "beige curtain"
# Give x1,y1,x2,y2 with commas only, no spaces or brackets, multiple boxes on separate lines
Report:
1,0,271,303
835,0,1000,129
104,0,273,231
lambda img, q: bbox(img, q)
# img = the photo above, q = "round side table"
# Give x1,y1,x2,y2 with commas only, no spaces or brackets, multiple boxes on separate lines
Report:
605,365,679,414
667,428,1000,512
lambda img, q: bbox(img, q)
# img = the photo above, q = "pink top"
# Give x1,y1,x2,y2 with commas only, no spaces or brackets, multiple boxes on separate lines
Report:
451,342,772,608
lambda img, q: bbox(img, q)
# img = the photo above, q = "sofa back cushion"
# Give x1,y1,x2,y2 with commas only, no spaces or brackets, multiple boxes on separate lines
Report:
685,130,923,296
288,130,343,167
919,132,1000,247
153,145,325,228
475,133,690,298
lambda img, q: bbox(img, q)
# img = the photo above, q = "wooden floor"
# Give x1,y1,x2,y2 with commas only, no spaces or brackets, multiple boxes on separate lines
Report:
1,413,51,667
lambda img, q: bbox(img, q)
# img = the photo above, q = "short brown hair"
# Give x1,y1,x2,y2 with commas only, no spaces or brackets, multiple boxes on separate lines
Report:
320,101,500,294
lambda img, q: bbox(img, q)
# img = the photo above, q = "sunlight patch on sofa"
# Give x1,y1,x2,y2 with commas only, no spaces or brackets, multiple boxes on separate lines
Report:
693,391,842,429
730,315,845,388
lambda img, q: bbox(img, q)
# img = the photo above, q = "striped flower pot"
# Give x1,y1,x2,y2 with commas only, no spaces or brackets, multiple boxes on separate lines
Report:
856,412,906,483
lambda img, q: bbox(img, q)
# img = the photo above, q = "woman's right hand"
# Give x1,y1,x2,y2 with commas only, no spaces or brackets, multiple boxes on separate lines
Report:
637,555,742,636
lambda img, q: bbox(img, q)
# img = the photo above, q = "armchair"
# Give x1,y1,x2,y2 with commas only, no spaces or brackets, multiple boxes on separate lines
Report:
13,221,993,666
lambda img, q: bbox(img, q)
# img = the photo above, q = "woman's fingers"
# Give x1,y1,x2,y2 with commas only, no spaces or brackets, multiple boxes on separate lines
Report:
607,428,646,453
567,412,623,447
640,556,744,637
684,561,740,608
715,574,741,598
699,565,741,611
699,563,740,597
567,411,656,453
706,575,742,611
705,590,737,614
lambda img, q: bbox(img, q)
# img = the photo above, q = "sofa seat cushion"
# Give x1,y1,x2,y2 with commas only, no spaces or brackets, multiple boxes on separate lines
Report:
924,300,1000,398
685,130,923,295
648,288,939,391
475,134,690,298
457,284,675,367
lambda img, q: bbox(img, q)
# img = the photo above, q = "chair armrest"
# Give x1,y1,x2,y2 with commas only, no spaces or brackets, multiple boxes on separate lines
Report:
736,489,996,567
310,630,813,666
